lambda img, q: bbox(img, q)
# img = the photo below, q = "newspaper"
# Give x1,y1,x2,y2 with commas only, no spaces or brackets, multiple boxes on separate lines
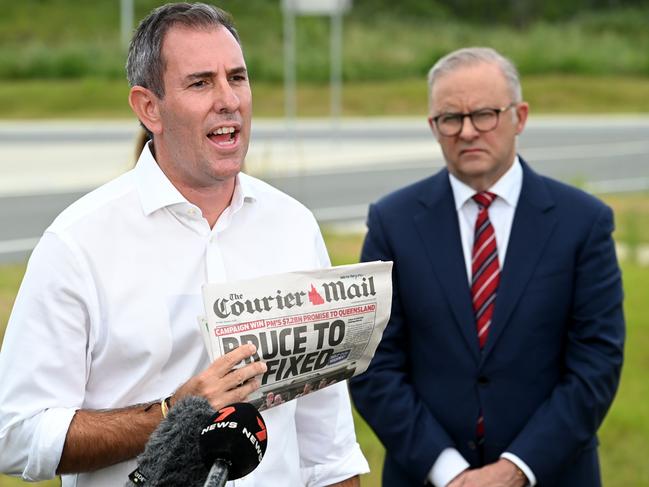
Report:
200,260,392,411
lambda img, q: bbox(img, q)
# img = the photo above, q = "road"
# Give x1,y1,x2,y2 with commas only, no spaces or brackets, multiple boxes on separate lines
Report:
1,117,648,262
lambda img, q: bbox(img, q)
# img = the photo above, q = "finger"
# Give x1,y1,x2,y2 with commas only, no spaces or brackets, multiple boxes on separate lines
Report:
231,376,262,403
223,360,267,390
211,343,259,376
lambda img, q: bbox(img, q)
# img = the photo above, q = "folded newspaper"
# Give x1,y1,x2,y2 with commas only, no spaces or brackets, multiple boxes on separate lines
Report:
200,260,393,411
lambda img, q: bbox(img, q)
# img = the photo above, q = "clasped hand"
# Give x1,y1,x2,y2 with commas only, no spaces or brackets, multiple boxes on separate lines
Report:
447,459,527,487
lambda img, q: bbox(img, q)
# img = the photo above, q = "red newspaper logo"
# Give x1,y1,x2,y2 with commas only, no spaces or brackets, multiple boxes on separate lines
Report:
308,284,325,305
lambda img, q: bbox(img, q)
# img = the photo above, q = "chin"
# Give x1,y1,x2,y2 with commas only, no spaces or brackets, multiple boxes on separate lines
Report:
456,158,493,174
210,162,243,179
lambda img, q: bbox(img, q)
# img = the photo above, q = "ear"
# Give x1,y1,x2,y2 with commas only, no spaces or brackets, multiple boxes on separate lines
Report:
427,115,439,140
514,102,529,135
129,86,163,136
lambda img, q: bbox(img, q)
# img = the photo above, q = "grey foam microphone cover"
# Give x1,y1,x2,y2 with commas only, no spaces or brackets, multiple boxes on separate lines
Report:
126,396,215,486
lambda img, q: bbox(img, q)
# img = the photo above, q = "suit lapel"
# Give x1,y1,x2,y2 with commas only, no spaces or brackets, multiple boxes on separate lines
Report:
481,159,558,362
414,170,481,361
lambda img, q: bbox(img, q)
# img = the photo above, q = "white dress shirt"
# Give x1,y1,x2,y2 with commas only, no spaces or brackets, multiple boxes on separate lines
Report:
0,144,369,486
428,158,537,486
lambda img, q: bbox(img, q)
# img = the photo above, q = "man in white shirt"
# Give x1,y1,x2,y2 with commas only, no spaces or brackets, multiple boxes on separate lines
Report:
0,3,367,486
350,47,624,486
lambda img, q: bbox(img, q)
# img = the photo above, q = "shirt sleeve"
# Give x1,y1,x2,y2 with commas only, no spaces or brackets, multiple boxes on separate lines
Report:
0,231,95,480
293,221,368,485
295,382,369,486
501,452,536,486
313,219,332,269
428,448,470,486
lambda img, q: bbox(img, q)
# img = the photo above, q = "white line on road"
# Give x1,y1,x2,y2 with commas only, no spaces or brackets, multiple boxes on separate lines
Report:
586,177,649,194
313,204,369,222
0,237,40,255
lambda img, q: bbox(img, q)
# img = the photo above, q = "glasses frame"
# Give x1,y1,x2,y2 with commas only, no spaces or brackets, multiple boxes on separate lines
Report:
430,103,517,137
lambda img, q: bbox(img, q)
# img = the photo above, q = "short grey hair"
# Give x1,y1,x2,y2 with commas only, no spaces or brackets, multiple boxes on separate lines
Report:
427,47,522,106
126,2,240,99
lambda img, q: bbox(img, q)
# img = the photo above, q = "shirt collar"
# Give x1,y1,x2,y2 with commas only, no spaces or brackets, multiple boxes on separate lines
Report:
135,142,187,216
135,142,257,217
448,155,523,210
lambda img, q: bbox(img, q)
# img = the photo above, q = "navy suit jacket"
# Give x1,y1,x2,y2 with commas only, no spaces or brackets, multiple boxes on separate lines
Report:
349,159,624,486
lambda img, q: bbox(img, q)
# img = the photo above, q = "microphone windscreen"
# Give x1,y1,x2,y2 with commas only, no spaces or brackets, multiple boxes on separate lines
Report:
126,396,215,486
199,402,268,480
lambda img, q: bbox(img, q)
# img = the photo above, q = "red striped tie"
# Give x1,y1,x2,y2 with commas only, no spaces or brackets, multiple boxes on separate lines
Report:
471,192,500,349
471,191,500,440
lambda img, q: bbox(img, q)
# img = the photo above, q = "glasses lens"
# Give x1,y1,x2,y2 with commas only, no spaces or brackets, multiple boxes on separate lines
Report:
471,109,498,131
437,114,462,136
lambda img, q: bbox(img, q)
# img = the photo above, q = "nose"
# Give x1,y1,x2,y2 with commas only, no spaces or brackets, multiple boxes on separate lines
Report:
214,79,240,113
458,115,479,140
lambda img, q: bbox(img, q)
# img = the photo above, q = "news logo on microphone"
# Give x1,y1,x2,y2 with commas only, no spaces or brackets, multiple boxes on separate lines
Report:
200,402,268,479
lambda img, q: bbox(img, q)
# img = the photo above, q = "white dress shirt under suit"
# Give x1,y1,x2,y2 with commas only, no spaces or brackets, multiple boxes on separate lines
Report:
429,157,536,487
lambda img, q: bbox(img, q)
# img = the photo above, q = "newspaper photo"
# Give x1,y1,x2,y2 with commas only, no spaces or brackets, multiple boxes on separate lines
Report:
200,260,393,410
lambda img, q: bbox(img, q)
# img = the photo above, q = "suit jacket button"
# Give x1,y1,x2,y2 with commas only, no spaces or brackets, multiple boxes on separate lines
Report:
467,440,477,450
477,376,489,386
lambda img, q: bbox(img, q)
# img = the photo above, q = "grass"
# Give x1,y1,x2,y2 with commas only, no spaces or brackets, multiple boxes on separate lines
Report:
1,193,648,486
1,2,649,119
1,75,649,119
602,194,649,250
2,3,649,82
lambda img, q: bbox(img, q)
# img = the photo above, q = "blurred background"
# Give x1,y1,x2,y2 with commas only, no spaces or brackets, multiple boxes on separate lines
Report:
0,0,648,485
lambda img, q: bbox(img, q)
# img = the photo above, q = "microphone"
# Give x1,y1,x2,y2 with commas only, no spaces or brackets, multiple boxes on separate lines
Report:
199,402,268,487
126,396,215,486
126,397,267,487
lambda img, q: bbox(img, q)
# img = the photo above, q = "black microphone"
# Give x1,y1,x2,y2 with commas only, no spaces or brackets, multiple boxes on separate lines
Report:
199,402,268,487
126,396,215,486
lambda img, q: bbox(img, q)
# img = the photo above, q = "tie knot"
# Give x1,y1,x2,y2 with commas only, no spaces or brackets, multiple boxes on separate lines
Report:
472,192,497,209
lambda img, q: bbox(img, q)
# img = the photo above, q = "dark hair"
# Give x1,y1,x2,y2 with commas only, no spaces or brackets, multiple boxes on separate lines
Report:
126,2,240,99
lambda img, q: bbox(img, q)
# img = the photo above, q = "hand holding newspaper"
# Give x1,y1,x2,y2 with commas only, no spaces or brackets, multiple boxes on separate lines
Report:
200,261,392,410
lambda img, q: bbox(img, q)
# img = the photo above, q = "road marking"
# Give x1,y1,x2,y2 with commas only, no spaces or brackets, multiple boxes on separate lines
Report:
313,204,368,222
586,177,649,194
0,237,40,255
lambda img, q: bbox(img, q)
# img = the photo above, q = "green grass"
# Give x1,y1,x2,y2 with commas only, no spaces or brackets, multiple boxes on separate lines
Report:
1,2,649,119
1,2,649,82
598,261,649,485
1,194,648,486
1,75,649,119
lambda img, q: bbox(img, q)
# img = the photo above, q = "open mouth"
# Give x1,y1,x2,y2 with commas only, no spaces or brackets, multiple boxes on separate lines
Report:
207,126,239,147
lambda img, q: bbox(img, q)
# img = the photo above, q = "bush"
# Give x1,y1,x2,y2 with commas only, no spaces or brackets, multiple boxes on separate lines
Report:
0,2,648,81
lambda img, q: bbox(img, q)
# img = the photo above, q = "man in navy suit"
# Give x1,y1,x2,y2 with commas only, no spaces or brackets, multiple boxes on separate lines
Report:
349,47,624,487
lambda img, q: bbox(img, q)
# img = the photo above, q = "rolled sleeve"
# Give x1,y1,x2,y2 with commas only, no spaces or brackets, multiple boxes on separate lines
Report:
23,407,79,481
0,232,93,479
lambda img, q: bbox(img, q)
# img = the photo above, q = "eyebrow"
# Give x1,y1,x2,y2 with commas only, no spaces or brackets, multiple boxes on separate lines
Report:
184,66,248,82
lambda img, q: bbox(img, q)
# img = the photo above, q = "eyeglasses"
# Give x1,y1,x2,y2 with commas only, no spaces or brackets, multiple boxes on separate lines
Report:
430,103,517,137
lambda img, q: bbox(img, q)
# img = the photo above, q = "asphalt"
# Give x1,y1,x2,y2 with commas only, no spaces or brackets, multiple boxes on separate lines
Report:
2,115,648,197
1,116,648,263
